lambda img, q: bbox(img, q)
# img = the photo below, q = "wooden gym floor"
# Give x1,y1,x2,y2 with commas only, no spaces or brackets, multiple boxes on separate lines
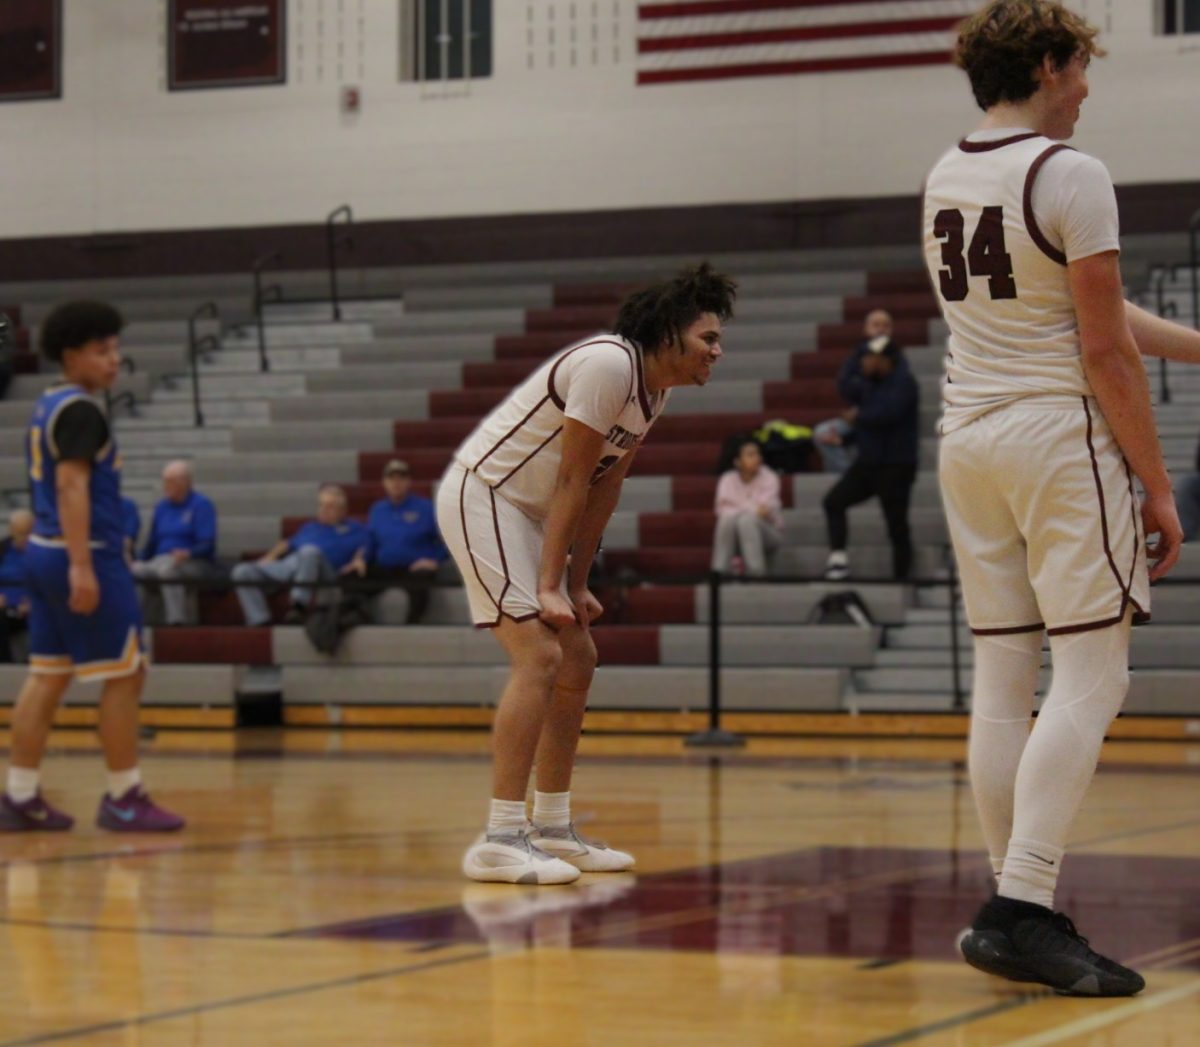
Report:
1,728,1199,1045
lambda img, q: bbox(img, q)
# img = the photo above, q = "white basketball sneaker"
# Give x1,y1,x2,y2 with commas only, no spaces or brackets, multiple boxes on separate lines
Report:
462,829,581,885
529,822,636,872
823,550,850,581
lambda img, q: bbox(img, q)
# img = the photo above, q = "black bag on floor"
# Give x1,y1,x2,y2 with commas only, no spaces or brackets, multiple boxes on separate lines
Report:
808,590,874,628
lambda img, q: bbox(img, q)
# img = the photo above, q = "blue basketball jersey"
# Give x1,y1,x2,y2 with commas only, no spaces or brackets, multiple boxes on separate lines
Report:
27,383,125,554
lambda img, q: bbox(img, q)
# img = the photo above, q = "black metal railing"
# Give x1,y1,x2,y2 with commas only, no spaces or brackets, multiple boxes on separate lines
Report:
252,251,283,373
1150,264,1179,403
104,357,140,423
325,204,354,322
187,302,221,427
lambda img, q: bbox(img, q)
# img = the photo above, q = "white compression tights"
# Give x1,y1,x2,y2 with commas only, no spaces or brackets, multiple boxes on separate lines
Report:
967,613,1131,909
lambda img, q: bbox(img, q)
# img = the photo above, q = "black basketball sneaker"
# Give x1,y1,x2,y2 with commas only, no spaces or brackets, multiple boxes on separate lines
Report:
958,895,1145,997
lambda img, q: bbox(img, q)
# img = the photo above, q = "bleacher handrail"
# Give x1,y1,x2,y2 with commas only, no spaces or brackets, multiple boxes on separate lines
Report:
1150,263,1176,403
187,301,221,428
325,205,354,322
1189,209,1200,335
252,251,283,374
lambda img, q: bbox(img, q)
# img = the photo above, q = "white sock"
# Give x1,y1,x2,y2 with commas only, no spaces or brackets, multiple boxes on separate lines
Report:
487,798,528,836
7,767,40,804
533,790,571,829
998,837,1064,910
107,767,142,799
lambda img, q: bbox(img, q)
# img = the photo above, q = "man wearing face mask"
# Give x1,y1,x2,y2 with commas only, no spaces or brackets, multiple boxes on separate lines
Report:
821,333,919,581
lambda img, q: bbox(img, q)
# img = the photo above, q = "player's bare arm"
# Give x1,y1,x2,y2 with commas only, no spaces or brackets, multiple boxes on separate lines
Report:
57,458,99,615
1125,299,1200,364
538,418,607,629
566,448,639,627
1070,250,1181,579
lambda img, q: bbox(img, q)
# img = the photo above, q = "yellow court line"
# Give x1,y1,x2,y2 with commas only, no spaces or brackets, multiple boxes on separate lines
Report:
1000,978,1200,1047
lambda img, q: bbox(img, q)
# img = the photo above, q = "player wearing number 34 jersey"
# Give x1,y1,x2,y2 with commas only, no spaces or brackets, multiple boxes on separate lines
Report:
923,1,1200,999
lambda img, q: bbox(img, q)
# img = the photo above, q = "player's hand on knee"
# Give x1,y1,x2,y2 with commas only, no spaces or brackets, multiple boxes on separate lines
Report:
570,589,603,628
1142,492,1183,581
538,590,577,630
68,564,100,615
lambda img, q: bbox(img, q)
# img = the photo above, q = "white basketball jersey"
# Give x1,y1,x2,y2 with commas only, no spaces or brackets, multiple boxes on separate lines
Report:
923,129,1121,434
453,335,669,522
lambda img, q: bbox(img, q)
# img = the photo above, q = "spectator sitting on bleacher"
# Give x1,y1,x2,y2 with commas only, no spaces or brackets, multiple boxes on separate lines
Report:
232,484,369,627
813,309,895,474
711,440,784,577
822,334,919,582
1175,433,1200,542
0,509,33,662
364,459,447,624
120,495,140,565
132,461,219,627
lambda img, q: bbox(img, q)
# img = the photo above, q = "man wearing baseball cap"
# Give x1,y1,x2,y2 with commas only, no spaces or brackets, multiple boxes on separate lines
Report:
364,459,447,624
822,313,920,581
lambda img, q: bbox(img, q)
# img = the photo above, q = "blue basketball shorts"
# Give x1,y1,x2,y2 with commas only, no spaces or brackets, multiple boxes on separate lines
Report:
25,541,146,682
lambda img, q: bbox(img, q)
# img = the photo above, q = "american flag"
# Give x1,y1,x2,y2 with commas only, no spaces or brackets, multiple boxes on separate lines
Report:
637,0,978,86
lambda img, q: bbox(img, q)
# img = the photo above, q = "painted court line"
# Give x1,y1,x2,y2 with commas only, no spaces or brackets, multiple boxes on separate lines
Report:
0,948,494,1046
1000,978,1200,1047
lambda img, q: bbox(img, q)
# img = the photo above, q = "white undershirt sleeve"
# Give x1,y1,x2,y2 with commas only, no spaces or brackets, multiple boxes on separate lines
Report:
1032,150,1121,262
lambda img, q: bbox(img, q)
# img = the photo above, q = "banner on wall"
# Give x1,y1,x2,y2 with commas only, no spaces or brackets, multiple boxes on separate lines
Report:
636,0,974,86
0,0,61,102
168,0,286,90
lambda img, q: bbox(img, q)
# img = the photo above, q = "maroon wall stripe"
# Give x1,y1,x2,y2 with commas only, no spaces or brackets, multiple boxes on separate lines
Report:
639,15,961,52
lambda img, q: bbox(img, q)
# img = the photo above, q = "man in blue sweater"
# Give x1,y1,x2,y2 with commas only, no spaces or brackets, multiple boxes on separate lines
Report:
232,484,368,626
0,509,33,662
364,460,447,624
132,461,219,626
822,337,920,581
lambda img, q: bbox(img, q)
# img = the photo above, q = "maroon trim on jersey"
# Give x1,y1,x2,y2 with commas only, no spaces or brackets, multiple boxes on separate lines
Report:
548,338,636,413
494,426,563,490
459,467,501,617
1023,144,1073,267
472,395,552,473
957,131,1040,153
475,612,539,631
972,622,1046,637
489,487,513,614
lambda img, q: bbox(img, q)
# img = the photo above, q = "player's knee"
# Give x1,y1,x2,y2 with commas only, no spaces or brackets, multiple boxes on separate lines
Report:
561,630,598,677
516,634,563,685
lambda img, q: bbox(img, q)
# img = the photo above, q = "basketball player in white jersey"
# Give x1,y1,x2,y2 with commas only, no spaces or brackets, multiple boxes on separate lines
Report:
925,1,1200,996
437,264,736,884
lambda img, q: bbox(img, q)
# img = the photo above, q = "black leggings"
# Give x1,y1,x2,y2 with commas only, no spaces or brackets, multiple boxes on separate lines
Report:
822,462,917,580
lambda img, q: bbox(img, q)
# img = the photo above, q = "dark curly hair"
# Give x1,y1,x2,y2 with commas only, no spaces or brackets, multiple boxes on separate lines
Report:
955,1,1104,111
40,301,124,363
612,262,737,356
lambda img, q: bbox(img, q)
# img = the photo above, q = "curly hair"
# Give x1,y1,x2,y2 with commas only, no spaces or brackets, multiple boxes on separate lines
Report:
612,262,737,356
955,1,1104,111
40,301,124,363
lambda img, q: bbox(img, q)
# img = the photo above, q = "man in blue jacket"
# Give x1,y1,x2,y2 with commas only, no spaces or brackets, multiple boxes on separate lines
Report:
365,459,447,624
232,484,368,626
822,336,920,580
132,461,219,626
0,509,33,662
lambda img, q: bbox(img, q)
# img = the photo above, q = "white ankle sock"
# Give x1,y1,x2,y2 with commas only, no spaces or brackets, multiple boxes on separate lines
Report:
107,767,142,799
7,767,40,804
533,790,571,828
487,798,528,835
997,836,1064,910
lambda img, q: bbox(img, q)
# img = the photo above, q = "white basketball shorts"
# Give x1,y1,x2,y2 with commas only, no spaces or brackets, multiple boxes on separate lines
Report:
939,396,1149,636
436,461,567,628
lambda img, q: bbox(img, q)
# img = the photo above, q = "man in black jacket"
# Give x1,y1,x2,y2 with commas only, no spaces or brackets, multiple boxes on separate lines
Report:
822,335,919,580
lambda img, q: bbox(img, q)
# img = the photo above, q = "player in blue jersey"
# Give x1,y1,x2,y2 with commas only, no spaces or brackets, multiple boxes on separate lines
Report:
0,302,183,833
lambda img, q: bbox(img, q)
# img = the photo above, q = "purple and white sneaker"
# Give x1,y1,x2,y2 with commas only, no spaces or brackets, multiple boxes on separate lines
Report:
0,791,75,832
96,786,185,833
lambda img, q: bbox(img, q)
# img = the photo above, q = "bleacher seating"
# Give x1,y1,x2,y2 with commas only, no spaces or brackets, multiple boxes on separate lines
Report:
3,239,1200,727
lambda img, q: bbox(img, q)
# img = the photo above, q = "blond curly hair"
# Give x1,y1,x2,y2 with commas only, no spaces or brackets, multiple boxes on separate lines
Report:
955,1,1105,111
